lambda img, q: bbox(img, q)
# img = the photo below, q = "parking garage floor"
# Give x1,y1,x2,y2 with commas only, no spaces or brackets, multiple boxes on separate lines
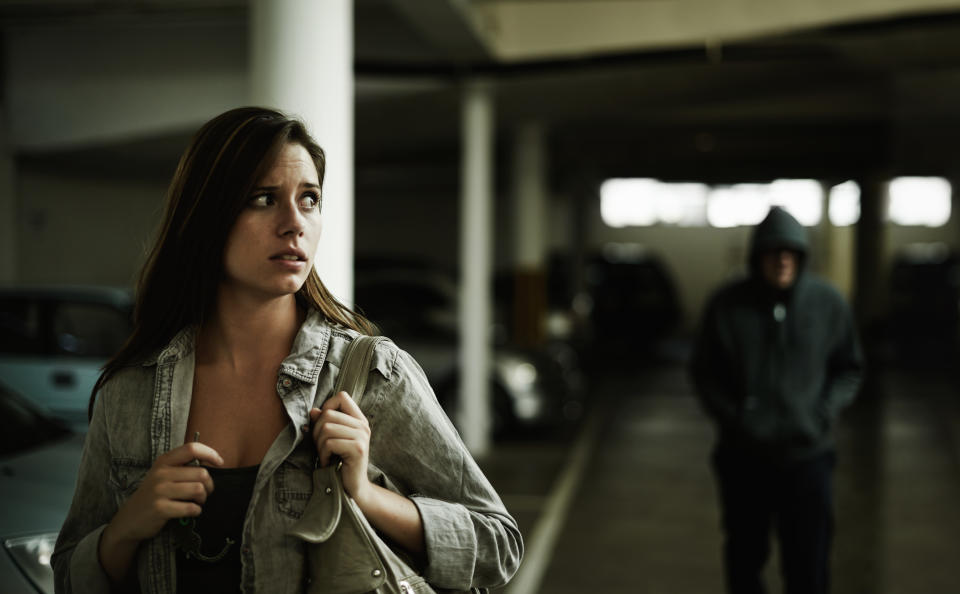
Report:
479,352,960,594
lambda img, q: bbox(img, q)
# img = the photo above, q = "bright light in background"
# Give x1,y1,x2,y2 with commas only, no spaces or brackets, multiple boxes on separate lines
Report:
600,179,656,227
769,179,823,225
888,177,951,227
829,180,860,226
705,180,822,228
707,186,760,228
600,178,708,227
602,176,951,228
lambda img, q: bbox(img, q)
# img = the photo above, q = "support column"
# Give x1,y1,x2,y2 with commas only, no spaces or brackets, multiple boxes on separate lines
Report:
818,181,833,280
512,122,548,348
459,80,494,456
0,102,15,282
853,177,889,330
250,0,354,303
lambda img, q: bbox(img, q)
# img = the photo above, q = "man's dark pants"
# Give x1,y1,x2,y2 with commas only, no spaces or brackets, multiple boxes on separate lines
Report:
712,446,836,594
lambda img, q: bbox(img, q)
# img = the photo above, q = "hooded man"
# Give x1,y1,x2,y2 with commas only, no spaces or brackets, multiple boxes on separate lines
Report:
691,207,863,594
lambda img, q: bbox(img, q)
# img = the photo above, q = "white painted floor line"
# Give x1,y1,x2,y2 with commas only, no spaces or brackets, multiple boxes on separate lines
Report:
505,406,605,594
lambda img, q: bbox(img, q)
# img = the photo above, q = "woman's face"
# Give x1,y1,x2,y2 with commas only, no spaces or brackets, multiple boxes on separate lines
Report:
221,142,322,301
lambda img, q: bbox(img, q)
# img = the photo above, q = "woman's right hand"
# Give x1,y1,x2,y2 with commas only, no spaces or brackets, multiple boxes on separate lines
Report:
99,442,223,584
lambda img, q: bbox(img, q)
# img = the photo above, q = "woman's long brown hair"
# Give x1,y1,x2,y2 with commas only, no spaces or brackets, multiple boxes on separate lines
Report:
89,107,374,417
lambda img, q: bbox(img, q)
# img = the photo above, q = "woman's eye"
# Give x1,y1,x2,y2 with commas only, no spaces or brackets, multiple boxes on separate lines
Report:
300,193,321,210
250,194,272,207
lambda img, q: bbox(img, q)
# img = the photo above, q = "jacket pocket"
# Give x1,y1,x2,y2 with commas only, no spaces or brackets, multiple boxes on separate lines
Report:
109,458,151,506
276,449,315,519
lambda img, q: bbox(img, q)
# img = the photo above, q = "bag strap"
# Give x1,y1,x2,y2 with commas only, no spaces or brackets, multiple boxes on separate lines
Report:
333,335,387,407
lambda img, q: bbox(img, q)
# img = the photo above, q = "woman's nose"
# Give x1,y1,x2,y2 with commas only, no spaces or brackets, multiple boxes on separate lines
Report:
277,200,305,236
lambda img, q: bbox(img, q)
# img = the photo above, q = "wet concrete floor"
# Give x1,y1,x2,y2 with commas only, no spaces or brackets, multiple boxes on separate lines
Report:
479,357,960,594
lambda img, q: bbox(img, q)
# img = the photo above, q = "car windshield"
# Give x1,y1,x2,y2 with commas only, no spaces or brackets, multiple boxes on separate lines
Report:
0,296,131,357
355,277,459,339
0,385,72,456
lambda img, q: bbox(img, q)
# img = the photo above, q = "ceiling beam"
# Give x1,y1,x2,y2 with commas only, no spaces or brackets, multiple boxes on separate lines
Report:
385,0,490,64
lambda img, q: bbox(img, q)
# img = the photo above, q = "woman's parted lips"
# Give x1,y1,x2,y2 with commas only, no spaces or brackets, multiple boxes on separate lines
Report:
270,247,307,261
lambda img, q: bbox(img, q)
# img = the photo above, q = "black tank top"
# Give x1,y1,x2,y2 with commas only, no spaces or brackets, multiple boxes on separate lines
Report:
174,464,259,594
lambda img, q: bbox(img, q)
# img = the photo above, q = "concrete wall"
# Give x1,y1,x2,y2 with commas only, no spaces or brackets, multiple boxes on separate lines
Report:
8,164,959,336
4,17,247,151
15,171,166,287
585,196,960,333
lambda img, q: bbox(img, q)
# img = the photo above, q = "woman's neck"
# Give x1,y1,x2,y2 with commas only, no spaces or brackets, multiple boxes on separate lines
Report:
198,291,305,370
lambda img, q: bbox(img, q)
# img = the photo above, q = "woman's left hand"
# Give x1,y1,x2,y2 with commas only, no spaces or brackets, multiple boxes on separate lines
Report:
310,391,372,504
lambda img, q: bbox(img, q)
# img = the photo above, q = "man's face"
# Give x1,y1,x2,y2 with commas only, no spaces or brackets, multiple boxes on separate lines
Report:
761,248,799,290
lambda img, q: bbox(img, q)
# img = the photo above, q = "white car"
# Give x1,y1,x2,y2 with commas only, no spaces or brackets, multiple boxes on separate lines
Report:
0,384,84,593
354,265,585,435
0,286,132,430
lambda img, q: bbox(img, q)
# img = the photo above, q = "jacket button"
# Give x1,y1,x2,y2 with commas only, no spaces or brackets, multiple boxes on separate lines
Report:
281,378,293,388
325,487,333,494
371,569,382,578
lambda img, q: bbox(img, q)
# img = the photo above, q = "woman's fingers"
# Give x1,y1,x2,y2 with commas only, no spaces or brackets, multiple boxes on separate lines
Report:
155,480,211,506
322,391,365,418
153,466,214,490
159,500,204,519
157,441,224,468
310,392,372,469
313,424,368,466
311,408,367,434
310,391,373,500
318,438,368,466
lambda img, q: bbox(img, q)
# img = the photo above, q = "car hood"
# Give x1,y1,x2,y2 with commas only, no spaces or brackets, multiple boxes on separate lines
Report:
0,433,85,537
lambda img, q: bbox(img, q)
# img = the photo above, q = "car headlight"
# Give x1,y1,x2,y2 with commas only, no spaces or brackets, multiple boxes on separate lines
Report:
5,533,57,594
496,356,542,420
499,358,538,392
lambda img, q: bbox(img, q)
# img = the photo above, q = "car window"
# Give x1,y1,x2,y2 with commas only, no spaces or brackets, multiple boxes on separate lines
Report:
356,281,453,320
0,298,43,355
0,385,70,456
52,303,131,357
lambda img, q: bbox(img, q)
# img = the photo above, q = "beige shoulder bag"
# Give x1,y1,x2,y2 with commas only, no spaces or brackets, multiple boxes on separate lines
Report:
289,335,437,594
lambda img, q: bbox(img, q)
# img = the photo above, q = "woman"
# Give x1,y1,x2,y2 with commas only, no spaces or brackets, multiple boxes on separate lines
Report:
52,107,522,593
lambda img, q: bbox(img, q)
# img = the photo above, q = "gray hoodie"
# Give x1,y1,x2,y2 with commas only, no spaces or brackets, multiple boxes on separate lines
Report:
691,208,864,461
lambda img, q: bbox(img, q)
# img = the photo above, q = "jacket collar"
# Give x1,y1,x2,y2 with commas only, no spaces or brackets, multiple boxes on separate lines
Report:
148,325,198,366
279,309,331,384
145,309,332,386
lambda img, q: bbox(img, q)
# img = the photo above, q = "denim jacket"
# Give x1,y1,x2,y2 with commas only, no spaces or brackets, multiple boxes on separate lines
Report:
52,310,523,593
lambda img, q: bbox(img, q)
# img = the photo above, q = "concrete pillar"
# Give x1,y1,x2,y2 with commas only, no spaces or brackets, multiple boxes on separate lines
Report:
951,175,960,250
0,102,15,283
853,177,889,330
459,80,494,455
818,181,836,283
250,0,354,303
511,122,548,347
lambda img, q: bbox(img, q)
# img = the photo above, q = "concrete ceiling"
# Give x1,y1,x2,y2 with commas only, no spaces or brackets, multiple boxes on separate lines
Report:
7,1,960,186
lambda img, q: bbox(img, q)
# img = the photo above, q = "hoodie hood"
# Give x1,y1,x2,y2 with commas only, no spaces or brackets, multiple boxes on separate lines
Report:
749,207,809,278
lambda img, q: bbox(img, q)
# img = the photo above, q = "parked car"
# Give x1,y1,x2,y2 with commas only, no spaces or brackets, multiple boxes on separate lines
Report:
354,261,584,436
0,383,84,594
0,286,133,430
887,244,960,368
582,247,681,363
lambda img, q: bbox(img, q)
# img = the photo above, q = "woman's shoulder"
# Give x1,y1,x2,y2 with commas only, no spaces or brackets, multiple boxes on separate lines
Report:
97,364,155,402
326,326,406,383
